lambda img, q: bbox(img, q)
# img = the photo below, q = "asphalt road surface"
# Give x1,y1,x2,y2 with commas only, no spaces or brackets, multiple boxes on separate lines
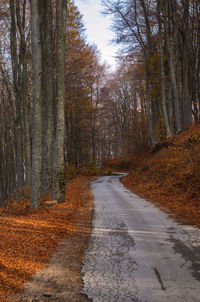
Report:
81,174,200,302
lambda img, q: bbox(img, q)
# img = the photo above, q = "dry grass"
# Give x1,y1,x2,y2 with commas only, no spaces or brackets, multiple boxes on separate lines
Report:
0,177,93,301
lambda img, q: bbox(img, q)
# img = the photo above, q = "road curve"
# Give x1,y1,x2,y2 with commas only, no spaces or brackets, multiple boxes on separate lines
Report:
81,174,200,302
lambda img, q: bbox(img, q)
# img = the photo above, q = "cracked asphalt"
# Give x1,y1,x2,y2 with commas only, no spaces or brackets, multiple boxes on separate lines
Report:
81,174,200,302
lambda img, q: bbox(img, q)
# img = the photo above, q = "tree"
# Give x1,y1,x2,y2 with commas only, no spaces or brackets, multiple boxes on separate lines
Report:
30,0,42,209
156,0,171,137
10,0,31,197
39,0,54,196
52,0,66,203
161,0,182,133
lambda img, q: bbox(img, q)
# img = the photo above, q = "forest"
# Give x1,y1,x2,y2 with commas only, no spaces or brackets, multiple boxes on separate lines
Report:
0,0,199,210
0,0,200,300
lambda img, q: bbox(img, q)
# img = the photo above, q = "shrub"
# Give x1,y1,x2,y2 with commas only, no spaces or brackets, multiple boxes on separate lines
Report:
82,165,100,176
65,164,81,180
106,168,113,176
103,157,131,171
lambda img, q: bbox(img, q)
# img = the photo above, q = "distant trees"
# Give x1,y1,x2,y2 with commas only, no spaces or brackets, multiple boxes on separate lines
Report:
101,0,200,155
65,2,106,167
0,0,31,204
99,62,150,157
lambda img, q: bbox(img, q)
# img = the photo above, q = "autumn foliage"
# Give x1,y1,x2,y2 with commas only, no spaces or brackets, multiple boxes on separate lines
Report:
122,123,200,227
0,177,93,301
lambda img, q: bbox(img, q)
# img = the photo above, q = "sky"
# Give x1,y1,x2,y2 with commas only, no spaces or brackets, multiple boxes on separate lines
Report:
75,0,118,70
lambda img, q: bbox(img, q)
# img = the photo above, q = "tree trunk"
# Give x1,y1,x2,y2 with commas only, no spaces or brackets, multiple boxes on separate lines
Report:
10,0,24,196
144,56,157,147
43,0,54,195
39,0,54,196
17,0,31,186
162,0,182,133
140,0,157,147
52,0,66,203
30,0,42,209
182,0,193,128
157,0,171,137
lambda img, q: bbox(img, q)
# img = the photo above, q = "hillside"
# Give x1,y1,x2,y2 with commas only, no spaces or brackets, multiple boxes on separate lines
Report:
121,123,200,227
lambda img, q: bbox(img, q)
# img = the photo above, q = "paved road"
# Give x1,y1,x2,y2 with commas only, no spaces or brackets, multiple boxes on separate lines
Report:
81,174,200,302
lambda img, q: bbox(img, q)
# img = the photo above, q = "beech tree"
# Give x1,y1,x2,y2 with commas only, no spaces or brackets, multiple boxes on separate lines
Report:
52,0,66,203
9,0,31,196
156,0,171,137
39,0,54,195
30,0,42,209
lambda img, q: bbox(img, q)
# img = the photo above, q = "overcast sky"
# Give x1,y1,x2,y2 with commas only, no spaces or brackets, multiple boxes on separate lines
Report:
75,0,118,70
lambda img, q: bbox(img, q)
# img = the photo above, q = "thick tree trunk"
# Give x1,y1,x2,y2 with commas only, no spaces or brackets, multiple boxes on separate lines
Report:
52,0,66,203
22,65,31,186
17,0,31,186
10,0,24,195
157,0,171,137
197,3,200,119
43,0,54,195
189,2,199,123
162,0,182,134
39,0,54,196
140,0,157,147
182,0,193,128
30,0,42,209
167,84,174,135
144,56,157,148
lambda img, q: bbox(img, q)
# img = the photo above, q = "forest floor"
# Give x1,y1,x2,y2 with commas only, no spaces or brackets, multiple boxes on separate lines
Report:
2,124,200,301
0,177,93,302
121,123,200,228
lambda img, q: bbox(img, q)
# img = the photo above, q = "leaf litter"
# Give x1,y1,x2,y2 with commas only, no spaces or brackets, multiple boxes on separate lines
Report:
0,177,93,302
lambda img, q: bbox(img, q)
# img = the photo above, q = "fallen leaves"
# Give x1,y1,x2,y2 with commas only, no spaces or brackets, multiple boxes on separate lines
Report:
122,123,200,228
0,177,93,301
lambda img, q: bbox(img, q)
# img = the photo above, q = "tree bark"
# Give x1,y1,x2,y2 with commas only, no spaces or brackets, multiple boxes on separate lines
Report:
39,0,54,196
182,0,193,128
139,0,157,147
144,56,157,147
52,0,66,203
16,0,31,186
30,0,42,209
10,0,24,196
157,0,172,137
162,0,182,133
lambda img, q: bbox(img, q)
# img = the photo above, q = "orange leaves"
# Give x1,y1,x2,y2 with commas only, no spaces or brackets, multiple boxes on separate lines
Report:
102,157,131,171
122,123,200,228
0,177,93,301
